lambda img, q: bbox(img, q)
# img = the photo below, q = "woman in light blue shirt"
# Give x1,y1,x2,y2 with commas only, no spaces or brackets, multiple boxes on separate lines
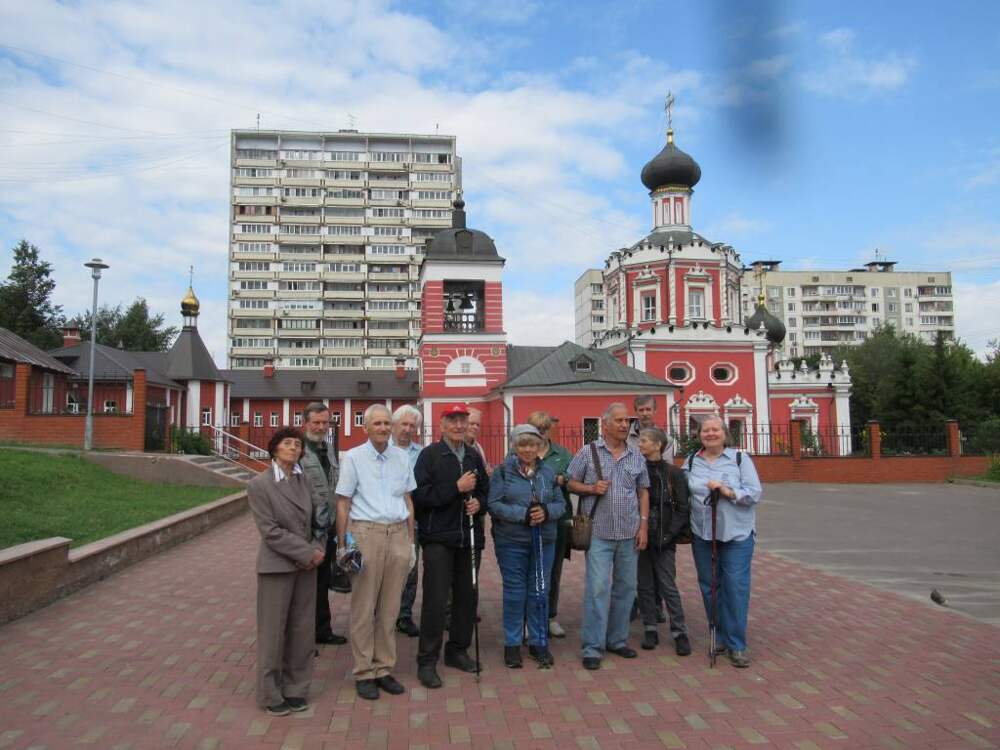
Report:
685,415,762,668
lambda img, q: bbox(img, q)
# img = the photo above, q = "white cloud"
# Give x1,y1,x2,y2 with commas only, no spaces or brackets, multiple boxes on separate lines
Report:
953,280,1000,357
801,27,916,99
503,288,575,346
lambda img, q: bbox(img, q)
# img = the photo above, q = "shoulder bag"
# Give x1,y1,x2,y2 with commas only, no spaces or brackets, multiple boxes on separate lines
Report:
569,442,604,551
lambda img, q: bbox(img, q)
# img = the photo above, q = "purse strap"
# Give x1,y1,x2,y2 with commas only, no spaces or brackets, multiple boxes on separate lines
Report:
586,442,604,519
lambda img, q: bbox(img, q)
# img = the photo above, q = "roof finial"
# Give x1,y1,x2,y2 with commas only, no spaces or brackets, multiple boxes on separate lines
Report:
753,261,767,306
188,265,194,287
664,91,675,144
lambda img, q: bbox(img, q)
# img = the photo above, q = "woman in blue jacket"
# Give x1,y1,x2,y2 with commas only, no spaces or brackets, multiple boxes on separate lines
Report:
487,424,566,668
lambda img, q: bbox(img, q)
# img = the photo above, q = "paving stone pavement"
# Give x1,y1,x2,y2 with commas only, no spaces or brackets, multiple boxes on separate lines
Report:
1,512,999,750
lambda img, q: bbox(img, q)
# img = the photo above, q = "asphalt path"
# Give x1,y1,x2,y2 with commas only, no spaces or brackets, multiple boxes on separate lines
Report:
757,482,1000,626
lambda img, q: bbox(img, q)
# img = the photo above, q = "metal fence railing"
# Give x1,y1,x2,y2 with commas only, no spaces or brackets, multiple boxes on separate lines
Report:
801,424,869,458
959,424,1000,456
879,425,949,456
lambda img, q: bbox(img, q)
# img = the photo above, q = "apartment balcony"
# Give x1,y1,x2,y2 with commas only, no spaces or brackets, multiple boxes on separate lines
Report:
325,177,366,188
368,271,409,282
279,195,322,208
324,197,364,207
410,198,451,208
367,290,409,300
277,348,321,358
368,176,410,189
233,230,278,242
230,307,276,318
322,270,366,283
279,214,321,225
230,270,276,281
229,345,277,357
409,163,452,173
323,289,365,300
409,216,451,227
275,290,322,300
278,177,323,188
231,289,275,300
233,195,278,206
276,328,321,338
324,215,366,225
275,308,320,318
232,176,279,188
231,249,277,261
368,216,407,226
231,326,276,336
366,308,412,319
366,346,411,357
276,233,321,244
279,271,322,281
368,162,406,172
325,251,365,263
368,197,406,206
277,251,322,262
322,327,364,337
279,157,325,168
322,345,365,356
234,158,279,169
324,308,366,319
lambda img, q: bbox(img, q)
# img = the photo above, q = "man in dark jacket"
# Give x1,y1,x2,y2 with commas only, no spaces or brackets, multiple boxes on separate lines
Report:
412,403,489,689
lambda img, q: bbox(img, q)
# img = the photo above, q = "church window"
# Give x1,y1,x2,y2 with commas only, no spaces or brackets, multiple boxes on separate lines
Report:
642,294,656,322
687,288,704,319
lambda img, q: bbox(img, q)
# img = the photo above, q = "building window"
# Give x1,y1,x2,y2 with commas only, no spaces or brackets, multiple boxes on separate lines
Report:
100,400,117,414
668,365,690,382
293,412,303,426
904,288,913,297
786,288,795,297
591,283,602,294
642,294,656,322
354,410,364,427
871,288,879,298
710,364,736,384
253,412,263,427
230,412,240,427
787,302,795,312
687,288,705,319
871,303,879,312
788,317,797,328
332,411,341,425
270,412,279,427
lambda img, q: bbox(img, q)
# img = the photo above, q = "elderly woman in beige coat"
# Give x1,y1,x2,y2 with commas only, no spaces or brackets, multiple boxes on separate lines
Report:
248,427,326,716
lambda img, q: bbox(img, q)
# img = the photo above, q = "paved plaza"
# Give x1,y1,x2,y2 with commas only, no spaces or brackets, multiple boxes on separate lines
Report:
1,484,999,750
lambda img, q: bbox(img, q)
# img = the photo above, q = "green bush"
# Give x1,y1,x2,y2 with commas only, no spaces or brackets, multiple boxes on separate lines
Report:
986,454,1000,482
171,427,212,455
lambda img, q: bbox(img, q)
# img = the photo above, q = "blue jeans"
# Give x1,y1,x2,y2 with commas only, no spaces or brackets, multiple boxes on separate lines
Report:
494,536,555,647
581,536,638,659
691,534,755,652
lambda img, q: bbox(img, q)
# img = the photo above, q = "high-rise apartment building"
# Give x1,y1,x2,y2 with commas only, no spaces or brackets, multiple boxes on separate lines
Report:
228,129,460,371
741,261,955,358
574,269,609,346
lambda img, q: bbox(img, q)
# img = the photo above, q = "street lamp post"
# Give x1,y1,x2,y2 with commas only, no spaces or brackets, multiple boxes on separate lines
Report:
83,258,109,450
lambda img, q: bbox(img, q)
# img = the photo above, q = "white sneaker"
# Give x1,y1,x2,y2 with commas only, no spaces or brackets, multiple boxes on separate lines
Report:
548,620,566,638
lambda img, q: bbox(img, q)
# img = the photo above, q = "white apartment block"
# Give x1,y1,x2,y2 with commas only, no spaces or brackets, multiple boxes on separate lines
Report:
574,269,609,346
741,261,955,358
228,129,460,370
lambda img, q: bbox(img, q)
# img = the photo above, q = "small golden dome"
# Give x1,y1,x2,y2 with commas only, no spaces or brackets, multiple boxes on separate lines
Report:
181,285,200,315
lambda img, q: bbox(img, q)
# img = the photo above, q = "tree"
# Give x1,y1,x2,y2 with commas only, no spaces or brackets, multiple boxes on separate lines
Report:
0,240,64,349
74,298,178,352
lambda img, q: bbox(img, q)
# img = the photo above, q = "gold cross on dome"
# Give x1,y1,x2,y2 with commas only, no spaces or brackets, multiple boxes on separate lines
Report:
189,265,194,287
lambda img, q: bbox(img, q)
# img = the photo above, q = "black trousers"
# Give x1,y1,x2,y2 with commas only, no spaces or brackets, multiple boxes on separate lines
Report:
417,543,480,665
315,533,339,638
398,544,419,621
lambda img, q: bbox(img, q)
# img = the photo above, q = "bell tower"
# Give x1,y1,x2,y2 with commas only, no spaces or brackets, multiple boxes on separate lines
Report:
418,200,507,410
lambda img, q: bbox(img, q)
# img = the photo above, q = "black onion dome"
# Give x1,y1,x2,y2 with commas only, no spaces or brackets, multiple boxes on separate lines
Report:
640,133,702,191
746,303,786,345
426,199,502,260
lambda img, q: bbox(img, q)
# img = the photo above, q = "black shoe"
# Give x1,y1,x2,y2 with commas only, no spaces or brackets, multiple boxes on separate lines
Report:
675,634,692,657
714,643,728,655
266,702,291,716
356,679,379,700
375,675,405,695
396,617,419,637
504,646,523,669
641,631,658,650
316,631,347,645
417,663,442,689
528,645,554,668
284,696,309,712
444,650,479,673
582,657,601,670
608,646,637,659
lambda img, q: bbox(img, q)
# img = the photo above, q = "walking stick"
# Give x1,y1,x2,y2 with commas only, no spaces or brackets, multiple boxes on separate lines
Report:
708,487,720,668
468,504,481,682
531,517,551,668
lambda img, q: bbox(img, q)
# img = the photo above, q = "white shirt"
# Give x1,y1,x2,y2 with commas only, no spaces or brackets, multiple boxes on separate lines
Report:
272,461,303,482
335,440,415,524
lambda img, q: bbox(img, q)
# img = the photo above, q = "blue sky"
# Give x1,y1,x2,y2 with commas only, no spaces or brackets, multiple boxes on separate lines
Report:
1,0,998,361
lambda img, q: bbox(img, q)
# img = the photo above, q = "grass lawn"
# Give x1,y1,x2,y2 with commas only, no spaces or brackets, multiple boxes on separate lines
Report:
0,448,236,550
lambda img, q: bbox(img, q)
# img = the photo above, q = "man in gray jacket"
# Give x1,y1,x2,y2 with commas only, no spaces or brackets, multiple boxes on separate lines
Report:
301,402,347,645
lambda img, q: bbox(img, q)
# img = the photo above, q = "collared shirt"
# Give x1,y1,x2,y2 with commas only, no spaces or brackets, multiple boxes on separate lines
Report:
335,440,415,524
272,460,304,482
685,447,762,543
444,437,466,463
626,421,676,462
567,437,650,541
390,437,423,472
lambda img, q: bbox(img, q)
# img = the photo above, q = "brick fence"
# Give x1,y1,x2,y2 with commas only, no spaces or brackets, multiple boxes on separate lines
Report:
753,419,990,482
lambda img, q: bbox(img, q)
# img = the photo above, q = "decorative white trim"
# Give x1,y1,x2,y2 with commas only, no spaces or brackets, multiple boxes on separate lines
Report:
282,398,290,427
242,398,250,423
724,394,753,411
186,380,201,430
709,360,739,386
664,360,696,387
344,397,352,437
685,390,719,411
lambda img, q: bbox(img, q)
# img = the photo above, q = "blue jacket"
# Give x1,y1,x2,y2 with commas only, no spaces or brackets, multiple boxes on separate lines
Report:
487,455,565,545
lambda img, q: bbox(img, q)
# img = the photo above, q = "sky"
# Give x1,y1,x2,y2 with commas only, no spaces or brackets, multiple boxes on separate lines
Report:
1,0,998,364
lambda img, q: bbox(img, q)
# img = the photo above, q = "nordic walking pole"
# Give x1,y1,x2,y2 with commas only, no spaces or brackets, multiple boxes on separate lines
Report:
708,487,720,668
468,499,481,683
532,519,550,667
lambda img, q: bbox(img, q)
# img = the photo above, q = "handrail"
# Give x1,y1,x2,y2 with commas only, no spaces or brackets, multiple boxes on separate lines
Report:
203,425,270,471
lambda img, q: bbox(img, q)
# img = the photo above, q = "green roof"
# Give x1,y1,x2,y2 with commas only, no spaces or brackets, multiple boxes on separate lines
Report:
502,341,674,391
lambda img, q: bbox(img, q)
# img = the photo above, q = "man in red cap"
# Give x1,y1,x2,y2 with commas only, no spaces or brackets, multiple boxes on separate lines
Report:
411,403,489,688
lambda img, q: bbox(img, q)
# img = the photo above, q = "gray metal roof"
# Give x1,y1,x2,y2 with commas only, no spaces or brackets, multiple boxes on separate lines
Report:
0,327,77,375
502,341,675,391
49,341,182,388
166,327,225,383
223,369,420,399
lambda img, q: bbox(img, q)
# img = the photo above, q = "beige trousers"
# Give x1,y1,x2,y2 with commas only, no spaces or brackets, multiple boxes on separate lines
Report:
349,519,411,680
256,569,316,708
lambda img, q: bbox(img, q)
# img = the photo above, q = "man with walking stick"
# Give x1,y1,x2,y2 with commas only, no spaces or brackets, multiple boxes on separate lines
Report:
412,404,489,689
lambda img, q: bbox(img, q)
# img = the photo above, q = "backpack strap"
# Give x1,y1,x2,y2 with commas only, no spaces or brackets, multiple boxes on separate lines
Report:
736,450,742,467
687,452,696,472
